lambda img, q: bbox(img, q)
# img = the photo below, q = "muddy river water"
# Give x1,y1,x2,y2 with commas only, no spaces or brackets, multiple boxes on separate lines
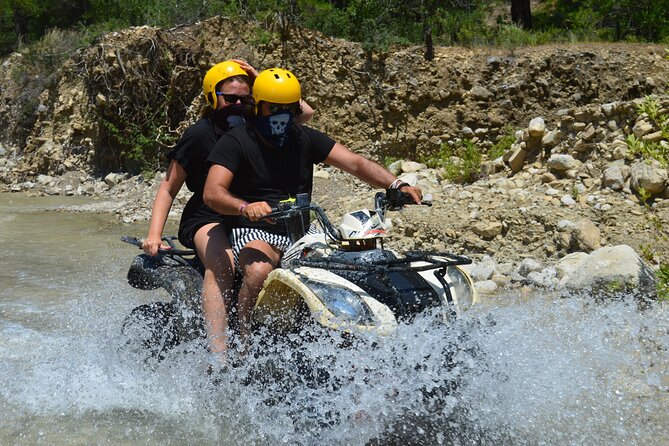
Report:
1,193,668,445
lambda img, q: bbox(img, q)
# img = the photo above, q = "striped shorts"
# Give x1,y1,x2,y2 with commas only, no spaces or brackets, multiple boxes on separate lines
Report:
229,227,291,269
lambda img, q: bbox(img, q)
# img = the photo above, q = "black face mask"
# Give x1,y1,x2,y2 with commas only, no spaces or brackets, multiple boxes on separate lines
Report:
210,105,246,132
255,112,294,149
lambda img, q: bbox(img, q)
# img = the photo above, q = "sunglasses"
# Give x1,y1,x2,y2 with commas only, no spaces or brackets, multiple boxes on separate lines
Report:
216,92,252,105
268,102,302,115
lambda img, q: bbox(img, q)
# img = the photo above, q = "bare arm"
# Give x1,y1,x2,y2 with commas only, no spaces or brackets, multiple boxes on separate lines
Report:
203,164,272,221
325,143,422,203
143,160,187,255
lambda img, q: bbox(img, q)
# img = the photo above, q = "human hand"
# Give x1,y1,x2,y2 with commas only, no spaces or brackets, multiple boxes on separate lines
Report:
241,201,273,222
399,185,423,205
142,235,170,256
231,59,258,80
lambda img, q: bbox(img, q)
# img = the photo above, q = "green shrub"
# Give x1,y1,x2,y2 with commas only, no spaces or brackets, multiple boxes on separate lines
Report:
422,139,482,184
21,28,83,73
658,264,669,301
627,97,669,167
489,130,516,160
100,111,169,173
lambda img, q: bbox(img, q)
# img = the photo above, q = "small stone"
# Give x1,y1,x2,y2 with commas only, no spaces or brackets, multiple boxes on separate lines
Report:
561,195,576,206
470,85,493,100
472,220,503,239
547,154,581,172
518,258,542,276
528,117,546,137
632,120,654,138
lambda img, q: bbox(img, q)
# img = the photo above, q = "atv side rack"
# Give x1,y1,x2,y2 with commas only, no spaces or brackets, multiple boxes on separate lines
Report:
289,251,471,273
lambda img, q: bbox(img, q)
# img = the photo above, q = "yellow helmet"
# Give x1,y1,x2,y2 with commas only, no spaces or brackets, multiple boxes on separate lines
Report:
252,68,301,109
202,61,248,108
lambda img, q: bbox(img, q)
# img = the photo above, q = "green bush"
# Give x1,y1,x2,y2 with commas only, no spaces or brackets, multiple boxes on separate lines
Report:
21,28,83,73
657,264,669,301
421,139,482,184
489,130,516,160
627,96,669,167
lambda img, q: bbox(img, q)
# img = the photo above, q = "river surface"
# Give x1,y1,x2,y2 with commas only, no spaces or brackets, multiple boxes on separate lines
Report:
1,192,669,445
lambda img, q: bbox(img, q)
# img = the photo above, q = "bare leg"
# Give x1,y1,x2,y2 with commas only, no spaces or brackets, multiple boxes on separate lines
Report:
194,223,235,357
236,239,282,345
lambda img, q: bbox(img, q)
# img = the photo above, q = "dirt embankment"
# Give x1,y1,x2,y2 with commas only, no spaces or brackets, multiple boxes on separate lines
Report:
1,17,668,271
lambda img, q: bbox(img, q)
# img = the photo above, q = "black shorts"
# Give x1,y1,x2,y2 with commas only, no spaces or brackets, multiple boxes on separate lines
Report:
178,214,227,249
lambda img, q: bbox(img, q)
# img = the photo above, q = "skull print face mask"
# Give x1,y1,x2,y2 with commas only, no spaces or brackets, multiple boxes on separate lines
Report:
255,112,293,149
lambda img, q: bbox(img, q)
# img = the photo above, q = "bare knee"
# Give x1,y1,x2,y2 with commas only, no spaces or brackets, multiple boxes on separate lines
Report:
241,261,274,291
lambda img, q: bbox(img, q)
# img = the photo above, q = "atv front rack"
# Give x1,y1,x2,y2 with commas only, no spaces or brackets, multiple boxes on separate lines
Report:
288,251,472,273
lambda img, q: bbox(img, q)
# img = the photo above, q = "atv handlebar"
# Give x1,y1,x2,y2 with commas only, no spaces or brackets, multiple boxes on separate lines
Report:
261,189,433,243
121,236,196,256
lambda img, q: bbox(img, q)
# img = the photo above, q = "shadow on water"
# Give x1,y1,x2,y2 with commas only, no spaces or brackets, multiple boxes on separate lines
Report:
1,194,669,445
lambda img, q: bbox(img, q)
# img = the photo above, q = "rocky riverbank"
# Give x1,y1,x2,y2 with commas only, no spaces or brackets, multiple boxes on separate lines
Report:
7,91,667,299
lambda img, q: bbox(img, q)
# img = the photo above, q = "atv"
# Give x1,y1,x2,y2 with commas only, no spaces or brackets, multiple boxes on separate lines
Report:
121,189,478,360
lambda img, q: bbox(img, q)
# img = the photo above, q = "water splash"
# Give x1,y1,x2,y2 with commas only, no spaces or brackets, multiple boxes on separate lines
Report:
2,198,668,444
3,271,669,445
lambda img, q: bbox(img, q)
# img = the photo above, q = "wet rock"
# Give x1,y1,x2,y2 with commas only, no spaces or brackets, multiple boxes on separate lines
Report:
527,267,559,289
555,252,589,280
474,279,499,294
561,245,657,297
518,258,542,276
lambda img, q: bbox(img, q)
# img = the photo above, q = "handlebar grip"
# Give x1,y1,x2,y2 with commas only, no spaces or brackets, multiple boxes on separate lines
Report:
121,236,143,247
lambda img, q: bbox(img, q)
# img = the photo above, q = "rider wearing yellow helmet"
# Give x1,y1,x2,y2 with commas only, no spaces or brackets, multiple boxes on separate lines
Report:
204,67,422,349
142,61,313,359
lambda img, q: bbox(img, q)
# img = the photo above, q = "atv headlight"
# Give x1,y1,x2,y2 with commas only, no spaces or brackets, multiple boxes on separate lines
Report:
445,266,474,311
303,279,374,324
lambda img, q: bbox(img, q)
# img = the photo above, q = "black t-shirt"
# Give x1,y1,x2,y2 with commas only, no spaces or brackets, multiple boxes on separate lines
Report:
207,124,335,234
167,118,222,235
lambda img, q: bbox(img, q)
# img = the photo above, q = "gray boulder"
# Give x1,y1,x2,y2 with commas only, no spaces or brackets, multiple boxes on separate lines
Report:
630,161,668,195
560,245,657,298
602,166,624,191
547,154,581,172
